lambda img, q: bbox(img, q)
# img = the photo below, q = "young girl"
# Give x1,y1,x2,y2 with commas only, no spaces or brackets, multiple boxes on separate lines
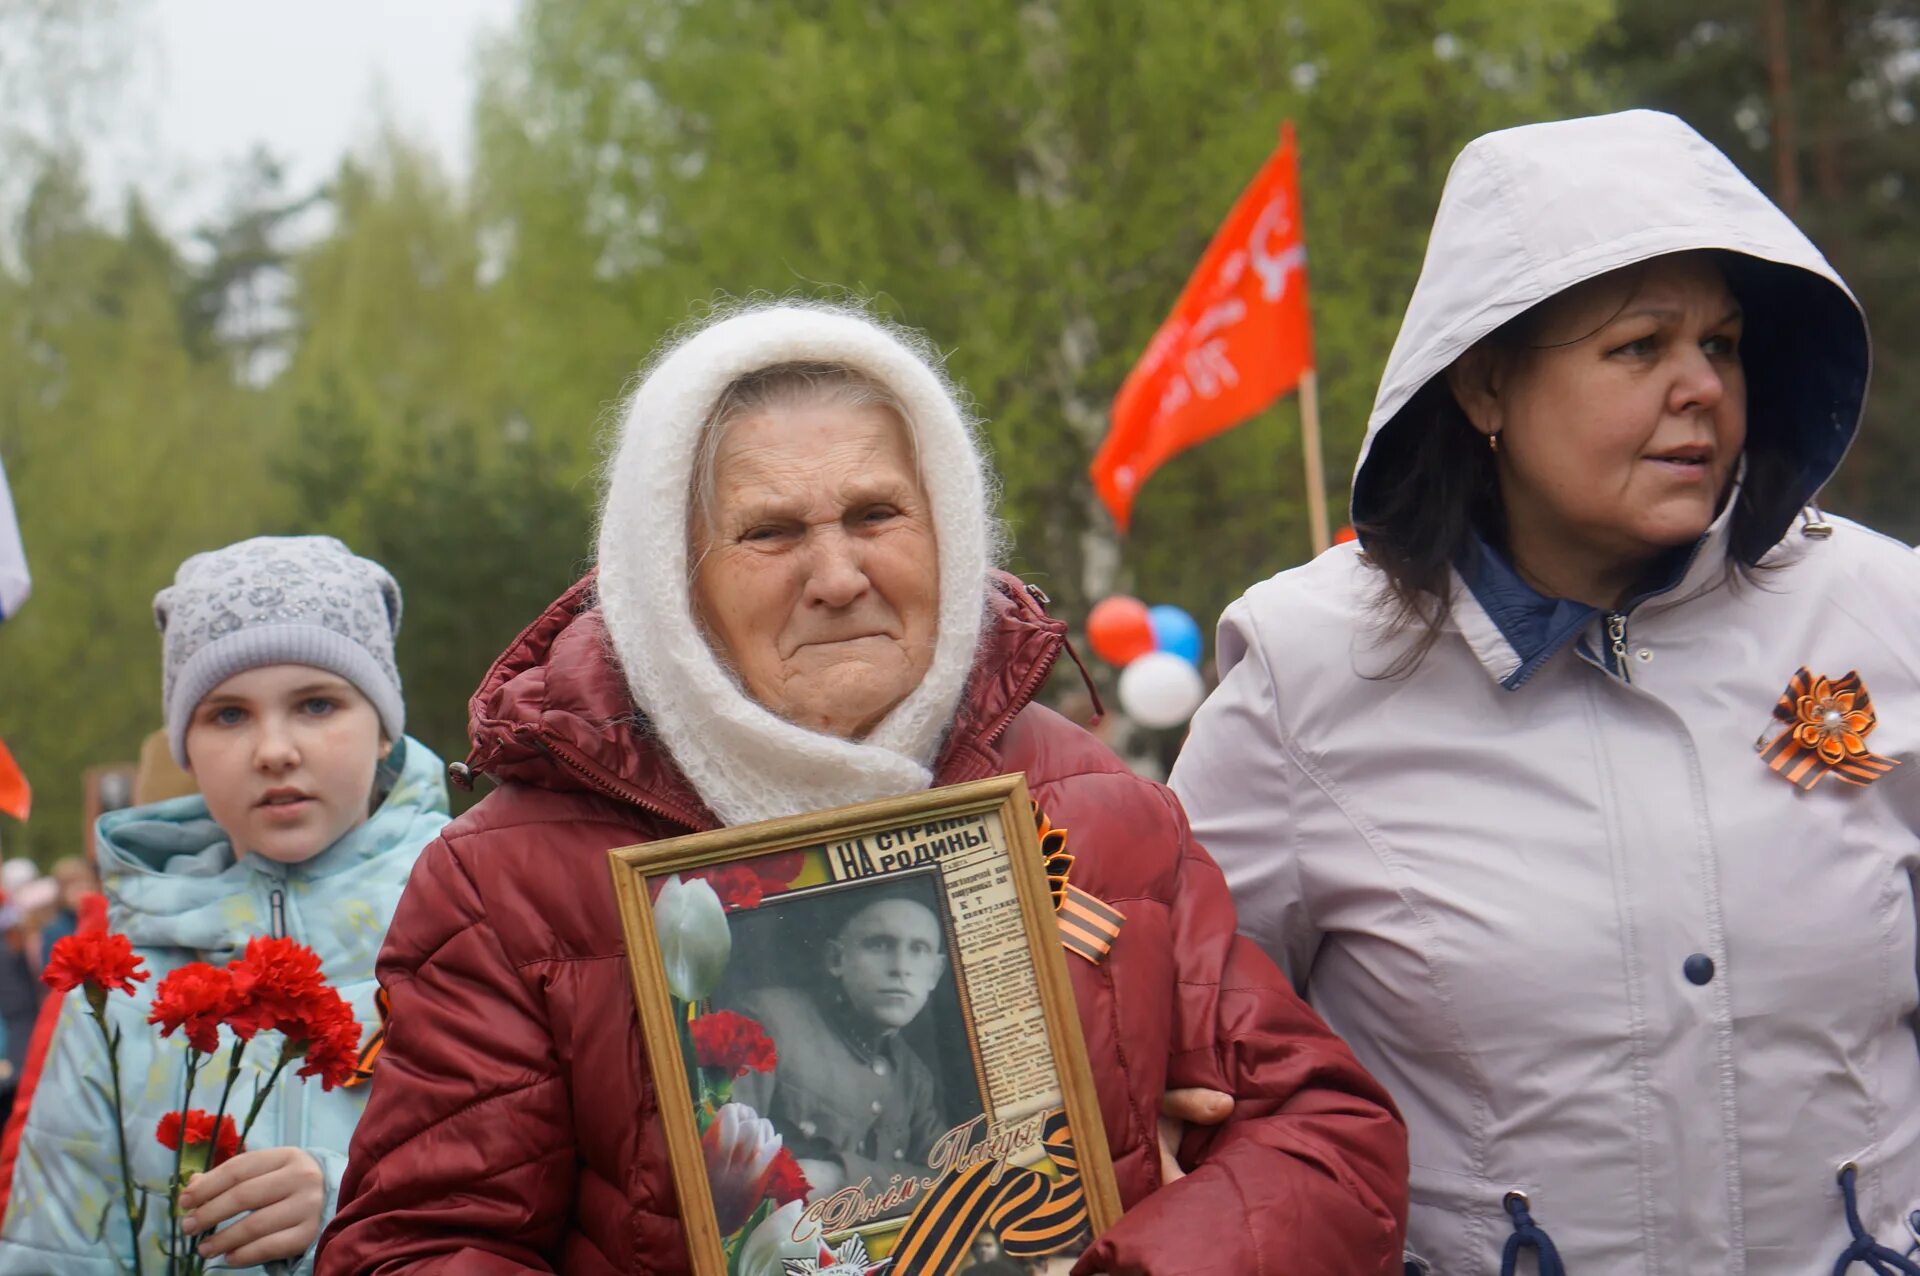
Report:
0,536,449,1274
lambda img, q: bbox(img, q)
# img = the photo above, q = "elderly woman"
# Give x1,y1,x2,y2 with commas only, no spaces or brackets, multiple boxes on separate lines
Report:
317,304,1408,1275
1172,110,1920,1274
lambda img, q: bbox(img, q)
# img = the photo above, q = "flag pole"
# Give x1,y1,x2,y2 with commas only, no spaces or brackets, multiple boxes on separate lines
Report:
1298,368,1331,555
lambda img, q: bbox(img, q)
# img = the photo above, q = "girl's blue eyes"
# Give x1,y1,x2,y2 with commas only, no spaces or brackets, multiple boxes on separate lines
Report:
206,698,338,726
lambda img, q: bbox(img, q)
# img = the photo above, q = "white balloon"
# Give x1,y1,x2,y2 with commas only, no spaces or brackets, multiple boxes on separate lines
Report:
1117,652,1206,729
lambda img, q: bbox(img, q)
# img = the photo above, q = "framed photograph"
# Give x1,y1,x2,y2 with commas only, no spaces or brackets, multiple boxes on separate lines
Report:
610,773,1122,1276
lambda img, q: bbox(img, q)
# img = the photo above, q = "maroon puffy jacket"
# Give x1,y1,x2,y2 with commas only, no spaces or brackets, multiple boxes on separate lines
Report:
319,575,1407,1275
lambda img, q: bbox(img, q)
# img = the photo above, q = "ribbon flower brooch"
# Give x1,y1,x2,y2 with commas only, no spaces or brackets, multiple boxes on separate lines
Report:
1760,668,1901,791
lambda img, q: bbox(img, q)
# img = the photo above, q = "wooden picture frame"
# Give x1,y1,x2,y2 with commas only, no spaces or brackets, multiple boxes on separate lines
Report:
609,773,1122,1276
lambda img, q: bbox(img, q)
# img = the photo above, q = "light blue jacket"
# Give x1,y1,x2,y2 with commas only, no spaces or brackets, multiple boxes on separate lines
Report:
0,737,448,1275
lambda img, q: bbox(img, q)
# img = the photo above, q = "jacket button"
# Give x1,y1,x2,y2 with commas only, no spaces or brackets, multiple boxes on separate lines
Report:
1684,953,1715,985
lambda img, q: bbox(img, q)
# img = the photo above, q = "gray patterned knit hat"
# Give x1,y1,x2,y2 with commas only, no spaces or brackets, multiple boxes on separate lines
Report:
155,536,405,766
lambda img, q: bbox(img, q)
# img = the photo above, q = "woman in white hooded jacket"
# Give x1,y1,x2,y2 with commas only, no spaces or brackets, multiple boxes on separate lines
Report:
1170,109,1920,1274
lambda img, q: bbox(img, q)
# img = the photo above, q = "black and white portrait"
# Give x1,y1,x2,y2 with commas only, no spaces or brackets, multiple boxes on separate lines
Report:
718,870,984,1215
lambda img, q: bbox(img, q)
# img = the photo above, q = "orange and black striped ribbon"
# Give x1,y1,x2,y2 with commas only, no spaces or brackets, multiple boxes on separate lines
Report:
1759,668,1901,791
1032,803,1124,964
345,986,391,1087
883,1109,1089,1274
1057,886,1125,964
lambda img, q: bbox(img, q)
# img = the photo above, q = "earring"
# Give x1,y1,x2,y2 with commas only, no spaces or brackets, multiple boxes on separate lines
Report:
1488,432,1502,454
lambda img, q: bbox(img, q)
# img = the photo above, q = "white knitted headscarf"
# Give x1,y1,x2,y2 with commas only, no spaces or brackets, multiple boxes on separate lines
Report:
596,303,994,827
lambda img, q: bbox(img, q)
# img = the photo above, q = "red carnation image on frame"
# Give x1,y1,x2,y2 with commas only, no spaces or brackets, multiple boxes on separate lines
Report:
689,1010,777,1079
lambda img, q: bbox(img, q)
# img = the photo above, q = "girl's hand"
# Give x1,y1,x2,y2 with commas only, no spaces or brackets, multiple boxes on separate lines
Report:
179,1146,325,1266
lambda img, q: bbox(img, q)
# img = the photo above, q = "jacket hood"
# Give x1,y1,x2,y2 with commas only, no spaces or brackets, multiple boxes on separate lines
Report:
464,571,1071,831
1352,109,1869,550
95,733,449,954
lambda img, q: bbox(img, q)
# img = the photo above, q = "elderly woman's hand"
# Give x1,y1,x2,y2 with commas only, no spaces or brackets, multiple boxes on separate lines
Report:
1156,1087,1232,1183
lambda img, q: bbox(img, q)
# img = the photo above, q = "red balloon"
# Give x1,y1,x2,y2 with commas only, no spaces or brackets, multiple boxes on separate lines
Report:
1086,596,1155,666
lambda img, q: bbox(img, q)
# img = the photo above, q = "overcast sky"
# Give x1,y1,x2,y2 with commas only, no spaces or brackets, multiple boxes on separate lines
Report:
103,0,519,236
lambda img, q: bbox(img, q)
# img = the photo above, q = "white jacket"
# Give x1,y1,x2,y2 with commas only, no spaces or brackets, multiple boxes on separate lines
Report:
1171,110,1920,1274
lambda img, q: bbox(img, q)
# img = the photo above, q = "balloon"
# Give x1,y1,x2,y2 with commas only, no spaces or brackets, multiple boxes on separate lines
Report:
1146,604,1203,666
1333,525,1359,545
1086,595,1155,666
1118,652,1207,729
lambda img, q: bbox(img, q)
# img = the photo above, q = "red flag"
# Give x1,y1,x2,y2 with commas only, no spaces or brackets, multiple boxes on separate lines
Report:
0,739,26,822
1092,124,1314,530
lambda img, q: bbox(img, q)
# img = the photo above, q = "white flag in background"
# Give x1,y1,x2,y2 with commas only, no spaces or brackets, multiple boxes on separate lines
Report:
0,455,27,621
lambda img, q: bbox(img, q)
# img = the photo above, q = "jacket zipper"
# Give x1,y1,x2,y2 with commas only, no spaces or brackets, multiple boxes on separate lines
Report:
1605,611,1632,685
982,638,1065,750
265,884,308,1155
534,733,708,831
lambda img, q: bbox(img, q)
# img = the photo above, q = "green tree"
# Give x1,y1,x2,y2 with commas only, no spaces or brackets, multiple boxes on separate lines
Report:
0,165,278,863
474,0,1618,676
272,139,592,770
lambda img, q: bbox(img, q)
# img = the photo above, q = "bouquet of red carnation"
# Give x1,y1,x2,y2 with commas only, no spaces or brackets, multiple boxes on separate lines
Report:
42,930,367,1275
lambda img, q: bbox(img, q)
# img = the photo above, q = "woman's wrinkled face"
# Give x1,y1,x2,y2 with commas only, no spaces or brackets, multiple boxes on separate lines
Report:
183,664,387,864
692,401,939,739
1452,253,1747,590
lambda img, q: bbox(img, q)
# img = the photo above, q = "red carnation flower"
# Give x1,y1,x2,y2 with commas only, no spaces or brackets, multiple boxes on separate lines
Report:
684,852,807,913
148,963,243,1054
699,865,766,911
155,1109,242,1166
287,988,364,1091
690,1010,777,1079
224,936,329,1040
42,933,148,1012
751,851,805,893
763,1146,811,1206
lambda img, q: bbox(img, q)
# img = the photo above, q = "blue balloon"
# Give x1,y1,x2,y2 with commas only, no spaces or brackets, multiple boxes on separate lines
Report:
1147,604,1203,666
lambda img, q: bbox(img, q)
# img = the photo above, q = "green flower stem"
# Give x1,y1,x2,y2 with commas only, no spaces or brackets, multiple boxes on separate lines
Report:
207,1038,247,1161
177,1038,251,1276
84,1006,145,1276
675,998,702,1108
725,1197,772,1272
238,1046,294,1145
167,1048,202,1274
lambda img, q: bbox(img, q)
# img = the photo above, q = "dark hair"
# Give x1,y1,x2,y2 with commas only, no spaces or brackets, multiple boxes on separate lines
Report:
1352,251,1850,677
822,876,947,954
